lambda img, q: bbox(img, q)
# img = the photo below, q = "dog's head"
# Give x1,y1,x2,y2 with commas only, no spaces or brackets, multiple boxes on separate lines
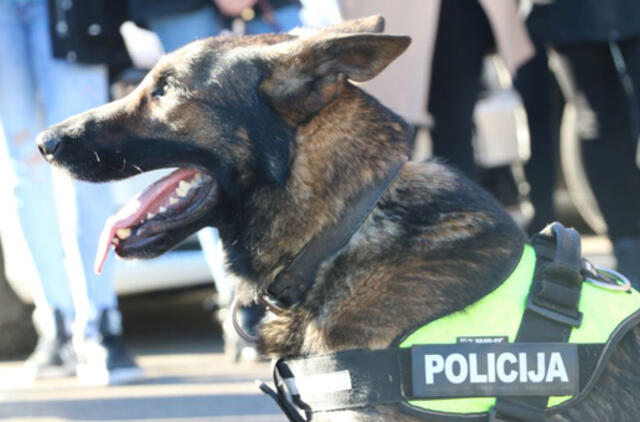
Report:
36,16,410,273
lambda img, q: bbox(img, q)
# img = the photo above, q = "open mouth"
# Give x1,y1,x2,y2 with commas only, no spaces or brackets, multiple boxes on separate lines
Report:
95,167,218,274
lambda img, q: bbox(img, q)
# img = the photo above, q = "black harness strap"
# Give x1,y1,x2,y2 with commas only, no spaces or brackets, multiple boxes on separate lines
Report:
264,342,608,422
259,222,637,422
259,157,408,311
491,223,583,422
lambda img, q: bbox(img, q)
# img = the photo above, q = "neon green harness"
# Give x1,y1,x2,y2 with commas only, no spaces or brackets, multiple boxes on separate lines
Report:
400,244,640,414
267,224,640,422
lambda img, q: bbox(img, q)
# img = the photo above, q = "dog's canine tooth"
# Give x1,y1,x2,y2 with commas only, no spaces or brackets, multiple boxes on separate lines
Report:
112,237,120,245
116,228,131,239
169,196,179,205
159,206,167,213
176,180,191,197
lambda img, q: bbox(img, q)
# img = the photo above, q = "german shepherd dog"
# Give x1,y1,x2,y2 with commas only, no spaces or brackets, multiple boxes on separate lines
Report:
37,16,640,422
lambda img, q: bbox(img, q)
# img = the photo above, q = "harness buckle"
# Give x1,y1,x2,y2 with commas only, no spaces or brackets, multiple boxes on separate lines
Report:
526,294,583,328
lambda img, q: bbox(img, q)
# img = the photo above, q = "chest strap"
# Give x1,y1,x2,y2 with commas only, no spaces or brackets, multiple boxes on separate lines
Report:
491,223,583,422
259,156,407,312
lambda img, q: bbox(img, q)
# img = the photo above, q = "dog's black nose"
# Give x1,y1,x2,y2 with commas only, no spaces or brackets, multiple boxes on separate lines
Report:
36,131,60,160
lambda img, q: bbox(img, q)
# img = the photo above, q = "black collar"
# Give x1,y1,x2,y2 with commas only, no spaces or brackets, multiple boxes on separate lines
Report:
258,156,408,313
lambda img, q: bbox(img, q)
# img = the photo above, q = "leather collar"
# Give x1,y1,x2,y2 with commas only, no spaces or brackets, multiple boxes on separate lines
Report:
259,156,408,313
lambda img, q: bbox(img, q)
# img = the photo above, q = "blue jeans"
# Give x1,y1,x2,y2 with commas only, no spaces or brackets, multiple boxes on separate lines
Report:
147,3,302,305
0,0,117,335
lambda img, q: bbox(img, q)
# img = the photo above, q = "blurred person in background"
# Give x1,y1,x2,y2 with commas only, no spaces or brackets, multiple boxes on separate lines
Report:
339,0,533,180
517,0,640,286
126,0,302,362
0,0,141,385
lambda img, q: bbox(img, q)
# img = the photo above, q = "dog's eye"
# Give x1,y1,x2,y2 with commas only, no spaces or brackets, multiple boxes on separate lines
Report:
151,82,172,98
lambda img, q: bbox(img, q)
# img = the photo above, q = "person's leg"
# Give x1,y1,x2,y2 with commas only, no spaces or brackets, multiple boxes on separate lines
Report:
28,0,140,384
607,37,640,282
197,227,233,302
244,5,302,34
147,5,223,53
555,42,640,285
556,43,640,240
0,1,74,319
427,0,494,180
0,0,75,379
27,0,117,340
514,46,558,235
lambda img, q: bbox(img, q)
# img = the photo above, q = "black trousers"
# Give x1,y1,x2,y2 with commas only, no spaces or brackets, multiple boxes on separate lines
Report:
515,46,561,235
427,0,494,180
555,39,640,240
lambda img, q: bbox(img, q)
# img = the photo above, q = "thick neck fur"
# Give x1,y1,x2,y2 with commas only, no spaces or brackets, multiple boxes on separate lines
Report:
224,84,411,292
220,84,526,358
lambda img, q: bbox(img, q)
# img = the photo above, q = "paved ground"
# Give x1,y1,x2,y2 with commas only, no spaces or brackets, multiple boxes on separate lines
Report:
0,290,285,422
0,236,615,422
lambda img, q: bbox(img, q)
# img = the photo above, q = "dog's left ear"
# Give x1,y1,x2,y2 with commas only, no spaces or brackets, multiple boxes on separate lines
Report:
261,33,411,123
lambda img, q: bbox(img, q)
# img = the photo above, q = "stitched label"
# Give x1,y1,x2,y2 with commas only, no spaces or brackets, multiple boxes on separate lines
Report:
409,343,578,398
457,336,508,344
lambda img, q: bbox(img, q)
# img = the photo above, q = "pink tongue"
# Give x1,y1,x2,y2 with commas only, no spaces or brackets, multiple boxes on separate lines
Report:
95,168,200,274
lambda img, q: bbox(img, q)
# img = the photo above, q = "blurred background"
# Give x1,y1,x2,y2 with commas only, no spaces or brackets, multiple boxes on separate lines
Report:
1,0,639,420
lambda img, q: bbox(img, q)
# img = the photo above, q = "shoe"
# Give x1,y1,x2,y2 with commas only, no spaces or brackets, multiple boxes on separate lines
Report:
220,302,264,363
613,237,640,289
75,309,144,386
23,309,75,381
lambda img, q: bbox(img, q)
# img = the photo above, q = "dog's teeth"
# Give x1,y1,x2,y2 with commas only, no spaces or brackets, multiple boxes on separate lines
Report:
169,196,178,205
116,228,131,239
112,237,120,245
159,206,167,213
147,212,155,219
176,180,192,197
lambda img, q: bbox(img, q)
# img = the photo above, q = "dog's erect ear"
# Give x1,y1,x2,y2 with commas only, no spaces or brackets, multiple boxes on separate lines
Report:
262,32,411,122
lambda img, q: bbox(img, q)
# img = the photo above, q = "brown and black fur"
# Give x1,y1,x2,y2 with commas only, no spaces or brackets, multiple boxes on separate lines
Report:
37,16,640,422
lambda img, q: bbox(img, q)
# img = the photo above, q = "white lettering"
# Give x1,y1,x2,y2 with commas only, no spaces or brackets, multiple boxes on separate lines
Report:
528,352,546,382
445,353,468,384
519,352,528,382
487,353,496,382
469,353,487,383
546,352,569,383
497,352,518,383
424,355,444,384
422,350,571,386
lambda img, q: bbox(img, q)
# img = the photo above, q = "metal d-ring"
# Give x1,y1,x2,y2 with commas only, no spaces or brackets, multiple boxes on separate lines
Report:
230,297,260,344
585,266,632,292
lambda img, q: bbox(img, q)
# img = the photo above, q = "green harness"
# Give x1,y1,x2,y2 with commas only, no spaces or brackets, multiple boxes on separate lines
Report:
262,223,640,422
401,243,640,415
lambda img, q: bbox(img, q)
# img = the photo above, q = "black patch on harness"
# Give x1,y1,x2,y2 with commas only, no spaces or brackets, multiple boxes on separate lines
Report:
409,343,579,399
